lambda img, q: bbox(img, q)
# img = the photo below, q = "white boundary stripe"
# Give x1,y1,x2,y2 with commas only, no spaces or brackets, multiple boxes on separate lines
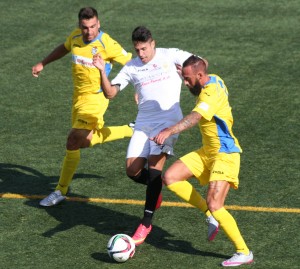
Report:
1,193,299,214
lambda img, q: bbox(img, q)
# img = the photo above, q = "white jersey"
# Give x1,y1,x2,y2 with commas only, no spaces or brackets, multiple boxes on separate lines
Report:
111,48,191,128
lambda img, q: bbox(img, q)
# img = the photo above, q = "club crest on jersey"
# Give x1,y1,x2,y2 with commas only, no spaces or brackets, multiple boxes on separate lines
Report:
163,63,170,70
92,46,98,55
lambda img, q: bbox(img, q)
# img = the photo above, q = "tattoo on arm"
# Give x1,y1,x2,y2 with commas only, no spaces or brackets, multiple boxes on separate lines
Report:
183,119,192,128
172,111,201,134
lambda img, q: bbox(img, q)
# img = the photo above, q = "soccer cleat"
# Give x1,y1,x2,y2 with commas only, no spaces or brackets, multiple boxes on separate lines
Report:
39,190,66,207
206,215,219,241
132,224,152,246
128,121,135,130
221,251,254,267
155,192,162,210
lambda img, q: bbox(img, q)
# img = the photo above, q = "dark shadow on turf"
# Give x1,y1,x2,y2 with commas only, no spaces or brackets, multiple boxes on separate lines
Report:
25,196,227,259
0,163,103,195
0,163,227,259
25,198,221,258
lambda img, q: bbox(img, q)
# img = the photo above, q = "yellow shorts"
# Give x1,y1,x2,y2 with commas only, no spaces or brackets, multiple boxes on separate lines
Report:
180,148,240,189
71,92,109,130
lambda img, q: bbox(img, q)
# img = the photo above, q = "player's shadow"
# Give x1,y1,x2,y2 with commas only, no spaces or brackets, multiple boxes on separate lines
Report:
0,162,103,195
26,199,227,260
24,198,227,259
1,163,227,260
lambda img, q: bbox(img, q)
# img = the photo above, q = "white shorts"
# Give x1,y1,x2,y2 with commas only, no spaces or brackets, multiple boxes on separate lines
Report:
126,122,179,158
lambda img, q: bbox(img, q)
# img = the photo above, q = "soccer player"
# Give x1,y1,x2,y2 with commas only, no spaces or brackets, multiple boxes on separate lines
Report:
151,55,254,267
92,26,219,246
32,7,133,206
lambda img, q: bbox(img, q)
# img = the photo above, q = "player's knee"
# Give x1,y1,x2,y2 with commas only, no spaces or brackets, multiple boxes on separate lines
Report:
206,196,223,212
66,134,90,150
66,135,77,150
127,170,146,185
126,166,140,178
162,170,177,186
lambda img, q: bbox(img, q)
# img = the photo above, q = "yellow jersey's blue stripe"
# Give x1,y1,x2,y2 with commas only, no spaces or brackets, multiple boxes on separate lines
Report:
214,116,241,153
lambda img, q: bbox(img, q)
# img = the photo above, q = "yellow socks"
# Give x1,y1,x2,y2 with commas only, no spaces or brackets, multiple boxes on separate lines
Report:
55,149,80,195
212,207,250,255
90,125,133,147
167,181,209,215
167,182,250,254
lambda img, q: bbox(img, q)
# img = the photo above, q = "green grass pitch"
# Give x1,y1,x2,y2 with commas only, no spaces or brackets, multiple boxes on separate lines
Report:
0,0,299,268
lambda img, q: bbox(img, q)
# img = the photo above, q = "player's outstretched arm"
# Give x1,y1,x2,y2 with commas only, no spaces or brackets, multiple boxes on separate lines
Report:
32,43,69,77
151,111,202,145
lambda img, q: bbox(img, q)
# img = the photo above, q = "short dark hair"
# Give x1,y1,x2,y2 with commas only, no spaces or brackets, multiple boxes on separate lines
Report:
132,26,153,43
78,7,98,21
183,55,208,73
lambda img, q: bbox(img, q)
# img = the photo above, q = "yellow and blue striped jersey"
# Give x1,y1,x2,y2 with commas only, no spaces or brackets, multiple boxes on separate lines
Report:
192,74,242,156
64,29,132,95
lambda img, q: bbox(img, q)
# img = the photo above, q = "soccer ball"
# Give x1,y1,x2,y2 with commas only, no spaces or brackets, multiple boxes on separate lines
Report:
107,234,135,262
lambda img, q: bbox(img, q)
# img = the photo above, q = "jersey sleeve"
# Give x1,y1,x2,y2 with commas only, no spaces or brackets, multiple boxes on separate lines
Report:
104,34,132,65
168,48,192,65
111,65,131,91
64,35,72,51
64,29,79,52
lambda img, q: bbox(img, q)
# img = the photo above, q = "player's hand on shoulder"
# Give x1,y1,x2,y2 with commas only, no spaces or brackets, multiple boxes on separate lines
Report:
175,64,183,78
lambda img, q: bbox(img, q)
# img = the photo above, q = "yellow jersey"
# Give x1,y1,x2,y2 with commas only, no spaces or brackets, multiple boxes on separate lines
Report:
192,74,242,156
64,29,132,95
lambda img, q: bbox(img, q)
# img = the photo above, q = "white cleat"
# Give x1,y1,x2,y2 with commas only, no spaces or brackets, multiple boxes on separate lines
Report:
221,251,254,267
39,190,66,207
206,215,219,241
